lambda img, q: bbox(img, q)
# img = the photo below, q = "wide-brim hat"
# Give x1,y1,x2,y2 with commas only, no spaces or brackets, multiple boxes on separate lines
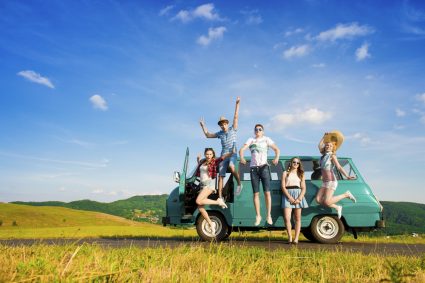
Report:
217,116,229,125
323,130,344,151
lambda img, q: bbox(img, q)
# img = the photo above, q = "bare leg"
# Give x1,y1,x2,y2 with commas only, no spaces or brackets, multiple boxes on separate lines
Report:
283,207,293,242
315,187,326,205
253,192,260,217
218,176,224,199
229,164,241,186
293,208,302,243
323,189,350,208
196,188,221,225
264,191,272,219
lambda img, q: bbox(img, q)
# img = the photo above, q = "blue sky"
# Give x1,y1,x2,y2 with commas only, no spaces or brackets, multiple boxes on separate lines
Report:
1,0,424,203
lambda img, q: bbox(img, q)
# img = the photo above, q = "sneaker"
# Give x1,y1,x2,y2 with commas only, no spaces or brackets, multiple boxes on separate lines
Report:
217,197,228,209
346,191,357,203
266,216,273,225
235,184,243,196
336,205,342,219
254,215,262,226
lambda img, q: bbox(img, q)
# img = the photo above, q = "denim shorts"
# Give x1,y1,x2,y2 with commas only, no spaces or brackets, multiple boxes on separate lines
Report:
250,164,271,193
218,153,237,177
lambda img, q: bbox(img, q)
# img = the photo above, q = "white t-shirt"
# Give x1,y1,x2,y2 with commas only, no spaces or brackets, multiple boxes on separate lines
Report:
244,136,275,167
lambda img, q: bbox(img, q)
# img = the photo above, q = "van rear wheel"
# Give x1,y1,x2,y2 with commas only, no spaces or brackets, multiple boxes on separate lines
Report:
310,215,345,244
196,212,228,241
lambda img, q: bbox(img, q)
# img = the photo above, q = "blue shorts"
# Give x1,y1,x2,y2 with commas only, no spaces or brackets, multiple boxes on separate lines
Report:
218,153,237,177
250,164,271,193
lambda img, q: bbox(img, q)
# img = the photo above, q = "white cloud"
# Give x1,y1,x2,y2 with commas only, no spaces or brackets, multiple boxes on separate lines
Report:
312,63,326,68
417,92,425,104
316,22,374,42
365,75,374,80
89,94,108,111
92,189,104,194
197,26,226,46
283,44,311,59
349,132,374,146
17,70,55,89
270,108,332,130
159,5,174,16
395,108,406,117
241,10,262,25
285,28,304,37
173,3,220,22
355,43,371,61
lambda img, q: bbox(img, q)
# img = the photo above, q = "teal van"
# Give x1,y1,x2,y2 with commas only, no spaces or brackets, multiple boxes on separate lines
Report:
162,148,385,243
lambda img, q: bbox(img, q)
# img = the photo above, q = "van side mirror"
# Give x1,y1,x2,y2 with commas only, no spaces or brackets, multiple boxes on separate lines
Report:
173,171,180,183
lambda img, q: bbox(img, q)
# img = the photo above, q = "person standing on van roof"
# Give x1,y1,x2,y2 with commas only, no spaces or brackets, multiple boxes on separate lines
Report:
316,133,356,219
199,97,243,201
281,157,308,244
239,124,280,226
195,148,232,236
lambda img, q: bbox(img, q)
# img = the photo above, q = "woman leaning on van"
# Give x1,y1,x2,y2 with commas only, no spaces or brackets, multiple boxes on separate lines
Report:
281,157,308,244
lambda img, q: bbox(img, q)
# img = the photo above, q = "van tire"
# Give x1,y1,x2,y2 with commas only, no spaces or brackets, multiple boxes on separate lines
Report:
196,212,228,241
310,215,345,244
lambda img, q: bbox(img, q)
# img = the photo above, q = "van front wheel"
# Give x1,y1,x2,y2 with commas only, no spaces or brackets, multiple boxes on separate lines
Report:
196,212,228,241
310,215,345,244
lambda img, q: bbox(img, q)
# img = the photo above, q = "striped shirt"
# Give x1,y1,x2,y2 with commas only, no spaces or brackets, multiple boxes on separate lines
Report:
215,126,237,155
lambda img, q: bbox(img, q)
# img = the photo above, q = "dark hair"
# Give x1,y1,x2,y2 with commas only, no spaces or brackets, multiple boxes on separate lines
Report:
286,157,304,179
204,148,216,158
254,124,264,130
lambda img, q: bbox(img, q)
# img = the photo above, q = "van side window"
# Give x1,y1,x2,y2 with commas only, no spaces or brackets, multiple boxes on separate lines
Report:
338,159,357,180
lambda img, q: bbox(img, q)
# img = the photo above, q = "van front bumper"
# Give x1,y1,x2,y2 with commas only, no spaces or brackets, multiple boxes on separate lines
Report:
376,220,385,228
162,216,170,226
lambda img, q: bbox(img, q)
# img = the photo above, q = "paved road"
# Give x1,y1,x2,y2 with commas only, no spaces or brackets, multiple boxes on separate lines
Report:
1,238,424,256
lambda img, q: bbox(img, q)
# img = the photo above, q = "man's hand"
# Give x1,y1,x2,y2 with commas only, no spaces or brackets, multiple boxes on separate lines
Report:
236,96,240,104
272,157,279,165
199,117,205,127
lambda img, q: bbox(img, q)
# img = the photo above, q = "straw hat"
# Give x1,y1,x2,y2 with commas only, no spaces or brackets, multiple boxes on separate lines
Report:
323,130,344,151
217,116,229,125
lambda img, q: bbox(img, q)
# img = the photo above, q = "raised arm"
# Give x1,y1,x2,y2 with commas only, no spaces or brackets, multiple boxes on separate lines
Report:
199,117,217,138
331,155,355,179
232,97,241,130
318,135,325,154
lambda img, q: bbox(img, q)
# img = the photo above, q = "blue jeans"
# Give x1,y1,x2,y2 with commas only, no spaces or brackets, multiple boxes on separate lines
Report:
250,164,271,193
218,153,237,176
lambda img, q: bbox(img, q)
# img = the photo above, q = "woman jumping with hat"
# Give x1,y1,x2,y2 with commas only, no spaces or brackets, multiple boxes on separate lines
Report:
315,132,356,219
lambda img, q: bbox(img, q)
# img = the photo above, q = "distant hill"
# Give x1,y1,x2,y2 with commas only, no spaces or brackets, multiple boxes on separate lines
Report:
12,195,168,224
380,201,425,235
0,203,143,228
10,197,425,235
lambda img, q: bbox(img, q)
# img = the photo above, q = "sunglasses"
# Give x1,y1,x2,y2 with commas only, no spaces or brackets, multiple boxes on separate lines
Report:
292,161,300,164
254,128,263,132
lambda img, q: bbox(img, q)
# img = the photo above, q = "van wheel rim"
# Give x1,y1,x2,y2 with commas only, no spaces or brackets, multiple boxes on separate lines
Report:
316,216,339,239
202,217,222,237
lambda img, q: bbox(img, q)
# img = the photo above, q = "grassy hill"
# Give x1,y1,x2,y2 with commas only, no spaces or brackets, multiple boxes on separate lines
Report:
0,203,142,228
9,196,425,235
12,194,168,224
380,201,425,234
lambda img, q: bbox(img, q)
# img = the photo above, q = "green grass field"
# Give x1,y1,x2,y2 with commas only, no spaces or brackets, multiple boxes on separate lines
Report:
1,203,425,245
1,243,424,282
